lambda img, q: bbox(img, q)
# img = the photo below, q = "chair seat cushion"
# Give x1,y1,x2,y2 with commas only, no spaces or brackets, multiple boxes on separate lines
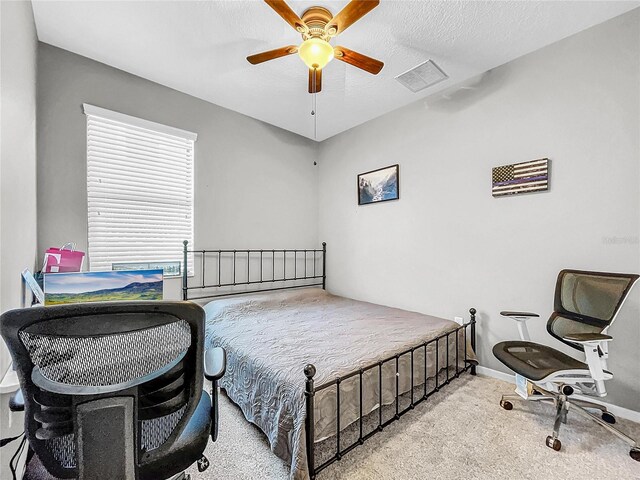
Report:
493,341,588,381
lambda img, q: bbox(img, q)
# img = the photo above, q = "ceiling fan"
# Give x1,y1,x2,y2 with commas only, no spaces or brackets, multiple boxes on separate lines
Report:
247,0,384,94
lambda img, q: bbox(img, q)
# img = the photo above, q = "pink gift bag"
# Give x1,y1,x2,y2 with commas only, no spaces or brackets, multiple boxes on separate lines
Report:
43,242,85,273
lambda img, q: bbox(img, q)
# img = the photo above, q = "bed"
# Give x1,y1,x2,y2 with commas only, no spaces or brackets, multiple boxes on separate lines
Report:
182,242,477,479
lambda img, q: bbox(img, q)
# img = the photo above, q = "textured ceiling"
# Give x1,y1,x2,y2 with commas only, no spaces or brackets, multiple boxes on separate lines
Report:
32,1,638,141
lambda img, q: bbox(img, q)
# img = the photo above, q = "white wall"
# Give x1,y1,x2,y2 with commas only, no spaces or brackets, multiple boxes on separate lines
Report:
37,44,319,299
318,10,640,410
0,1,38,376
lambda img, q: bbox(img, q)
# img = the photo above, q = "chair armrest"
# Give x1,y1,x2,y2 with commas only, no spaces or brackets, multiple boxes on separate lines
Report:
562,333,613,344
500,311,539,341
204,347,226,381
500,311,540,319
9,389,24,412
205,347,226,443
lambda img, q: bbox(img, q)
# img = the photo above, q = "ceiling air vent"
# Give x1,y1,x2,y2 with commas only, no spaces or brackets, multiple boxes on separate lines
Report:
395,60,448,93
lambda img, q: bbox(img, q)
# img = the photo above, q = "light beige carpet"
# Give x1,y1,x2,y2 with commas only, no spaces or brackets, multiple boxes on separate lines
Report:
187,376,640,479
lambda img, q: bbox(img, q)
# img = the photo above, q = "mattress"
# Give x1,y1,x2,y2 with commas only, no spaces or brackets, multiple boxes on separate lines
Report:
203,288,474,480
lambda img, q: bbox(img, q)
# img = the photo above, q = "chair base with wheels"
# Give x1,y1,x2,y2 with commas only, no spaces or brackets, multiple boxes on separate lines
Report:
493,270,640,461
497,380,640,459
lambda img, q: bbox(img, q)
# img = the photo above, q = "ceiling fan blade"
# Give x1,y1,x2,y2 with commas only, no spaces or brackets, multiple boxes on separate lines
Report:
333,46,384,75
264,0,308,34
247,45,298,65
325,0,379,36
308,68,322,93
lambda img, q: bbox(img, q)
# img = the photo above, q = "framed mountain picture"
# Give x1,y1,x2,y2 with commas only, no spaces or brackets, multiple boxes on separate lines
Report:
43,269,163,305
358,164,399,205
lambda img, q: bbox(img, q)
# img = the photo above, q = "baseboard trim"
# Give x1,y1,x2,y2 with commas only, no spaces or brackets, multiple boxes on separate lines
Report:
476,366,515,384
476,365,640,423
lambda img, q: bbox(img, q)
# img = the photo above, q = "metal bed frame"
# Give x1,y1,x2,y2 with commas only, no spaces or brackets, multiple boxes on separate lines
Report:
304,309,476,478
181,240,477,478
181,240,326,301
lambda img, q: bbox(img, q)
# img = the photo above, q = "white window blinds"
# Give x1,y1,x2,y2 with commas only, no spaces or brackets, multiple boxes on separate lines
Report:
84,104,195,275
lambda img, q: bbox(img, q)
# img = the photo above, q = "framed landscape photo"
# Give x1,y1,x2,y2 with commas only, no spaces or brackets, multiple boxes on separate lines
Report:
43,269,163,305
112,260,181,277
358,164,399,205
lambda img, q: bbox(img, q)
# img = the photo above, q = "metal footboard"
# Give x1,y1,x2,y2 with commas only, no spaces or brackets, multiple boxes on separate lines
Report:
304,308,477,478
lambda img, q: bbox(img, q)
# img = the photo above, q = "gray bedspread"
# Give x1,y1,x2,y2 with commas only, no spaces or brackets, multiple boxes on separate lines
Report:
203,288,474,480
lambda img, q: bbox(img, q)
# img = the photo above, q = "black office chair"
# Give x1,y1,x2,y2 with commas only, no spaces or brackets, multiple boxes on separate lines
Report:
0,301,226,480
493,270,639,460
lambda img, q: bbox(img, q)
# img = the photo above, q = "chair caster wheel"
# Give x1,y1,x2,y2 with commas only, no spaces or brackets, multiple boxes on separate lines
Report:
631,449,640,462
601,412,616,424
561,385,574,396
546,436,561,451
197,455,210,472
500,400,513,411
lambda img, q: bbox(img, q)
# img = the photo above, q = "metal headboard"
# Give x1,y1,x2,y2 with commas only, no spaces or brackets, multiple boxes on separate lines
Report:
182,241,326,301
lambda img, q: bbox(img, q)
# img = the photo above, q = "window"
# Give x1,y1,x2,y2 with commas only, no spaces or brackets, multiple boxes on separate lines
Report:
84,104,195,275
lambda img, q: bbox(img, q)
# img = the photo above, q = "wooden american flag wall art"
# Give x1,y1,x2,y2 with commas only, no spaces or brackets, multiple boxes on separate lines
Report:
492,158,549,197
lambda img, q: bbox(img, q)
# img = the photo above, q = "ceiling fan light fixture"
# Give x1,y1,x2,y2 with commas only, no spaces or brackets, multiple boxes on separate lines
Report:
298,38,334,69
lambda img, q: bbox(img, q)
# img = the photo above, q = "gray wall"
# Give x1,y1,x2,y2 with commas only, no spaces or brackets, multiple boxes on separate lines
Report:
37,43,319,299
318,10,640,410
1,1,38,372
0,1,38,474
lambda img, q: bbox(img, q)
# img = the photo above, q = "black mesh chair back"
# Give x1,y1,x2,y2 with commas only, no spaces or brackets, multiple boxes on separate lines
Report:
548,270,639,351
1,301,209,480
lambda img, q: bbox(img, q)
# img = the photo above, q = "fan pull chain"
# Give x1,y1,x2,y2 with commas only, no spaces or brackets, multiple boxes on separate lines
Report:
313,90,317,139
311,67,317,139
